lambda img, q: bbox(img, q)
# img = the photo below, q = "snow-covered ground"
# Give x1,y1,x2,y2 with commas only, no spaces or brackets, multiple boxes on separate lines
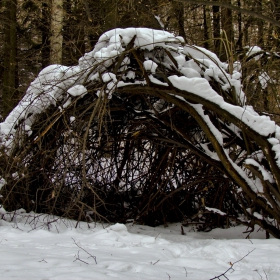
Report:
0,213,279,280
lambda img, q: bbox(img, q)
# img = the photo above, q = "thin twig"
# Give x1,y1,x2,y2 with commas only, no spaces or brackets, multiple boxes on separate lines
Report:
184,267,188,277
72,237,97,264
209,249,255,280
73,251,89,265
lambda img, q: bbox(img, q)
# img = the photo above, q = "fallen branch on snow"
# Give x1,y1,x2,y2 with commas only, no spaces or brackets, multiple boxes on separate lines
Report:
209,248,255,280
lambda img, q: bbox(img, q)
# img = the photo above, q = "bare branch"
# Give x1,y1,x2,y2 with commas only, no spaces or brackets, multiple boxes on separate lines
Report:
209,249,256,280
72,238,97,264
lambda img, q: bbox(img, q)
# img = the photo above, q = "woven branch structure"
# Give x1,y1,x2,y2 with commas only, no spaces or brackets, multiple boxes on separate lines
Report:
1,28,280,237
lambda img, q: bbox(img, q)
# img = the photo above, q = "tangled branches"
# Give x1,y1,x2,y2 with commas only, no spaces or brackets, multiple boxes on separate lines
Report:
1,28,280,237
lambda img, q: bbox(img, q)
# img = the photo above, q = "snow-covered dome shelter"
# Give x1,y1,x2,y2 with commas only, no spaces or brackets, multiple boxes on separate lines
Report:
1,28,280,237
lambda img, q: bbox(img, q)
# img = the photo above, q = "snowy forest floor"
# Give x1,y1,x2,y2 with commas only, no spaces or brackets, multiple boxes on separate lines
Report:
0,212,279,280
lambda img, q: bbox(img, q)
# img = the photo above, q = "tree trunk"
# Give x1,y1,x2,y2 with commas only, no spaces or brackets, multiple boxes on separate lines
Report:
212,0,220,55
50,0,63,64
2,0,17,118
103,0,118,31
87,0,103,48
220,0,234,61
203,5,214,50
236,0,243,50
41,0,51,68
256,0,264,46
271,0,280,47
63,0,85,65
172,1,187,42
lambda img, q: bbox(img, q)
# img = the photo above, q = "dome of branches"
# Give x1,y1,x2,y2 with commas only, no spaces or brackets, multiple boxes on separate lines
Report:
1,28,280,237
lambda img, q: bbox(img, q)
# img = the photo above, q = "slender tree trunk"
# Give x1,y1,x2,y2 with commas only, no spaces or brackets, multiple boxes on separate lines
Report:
103,0,118,31
243,17,252,46
41,0,51,67
236,0,243,50
2,0,17,118
271,0,280,47
88,0,102,48
256,0,264,46
50,0,63,64
220,0,234,61
72,1,85,62
172,1,187,42
63,0,73,65
212,0,220,55
203,5,214,50
62,0,85,65
0,0,3,119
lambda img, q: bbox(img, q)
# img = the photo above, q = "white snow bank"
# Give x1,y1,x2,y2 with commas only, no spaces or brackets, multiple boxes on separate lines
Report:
0,213,279,280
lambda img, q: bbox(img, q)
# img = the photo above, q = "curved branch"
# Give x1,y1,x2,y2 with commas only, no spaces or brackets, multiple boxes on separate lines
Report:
118,83,280,235
119,82,280,190
160,94,280,238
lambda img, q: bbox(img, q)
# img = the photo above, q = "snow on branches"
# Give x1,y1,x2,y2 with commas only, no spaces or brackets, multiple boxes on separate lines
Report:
1,28,280,237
